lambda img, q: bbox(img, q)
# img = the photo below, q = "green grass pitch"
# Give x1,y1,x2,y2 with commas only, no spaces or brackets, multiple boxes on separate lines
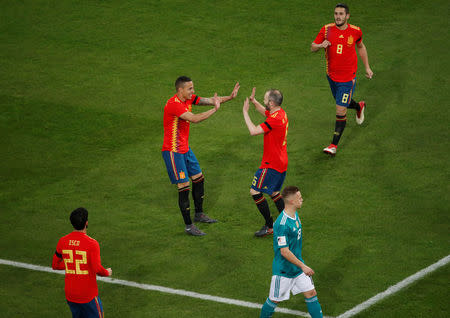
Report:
0,0,449,317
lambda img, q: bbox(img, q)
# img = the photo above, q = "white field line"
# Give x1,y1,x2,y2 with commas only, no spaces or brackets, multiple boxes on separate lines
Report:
0,258,326,317
336,254,450,318
3,255,448,318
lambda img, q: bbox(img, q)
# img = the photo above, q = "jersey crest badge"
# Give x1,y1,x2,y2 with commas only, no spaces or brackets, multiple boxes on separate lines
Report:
347,35,354,46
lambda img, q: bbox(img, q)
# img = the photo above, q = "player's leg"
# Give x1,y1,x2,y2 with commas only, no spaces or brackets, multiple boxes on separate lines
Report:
66,301,83,318
186,149,217,223
270,192,284,213
251,169,274,237
83,296,104,318
270,171,286,213
346,79,366,124
260,275,293,317
251,188,273,237
260,298,278,318
324,79,353,155
303,290,323,318
331,105,347,145
292,274,323,318
162,151,204,236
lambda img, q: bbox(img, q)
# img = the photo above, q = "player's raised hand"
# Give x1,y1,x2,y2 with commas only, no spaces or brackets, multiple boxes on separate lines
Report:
213,93,221,111
321,40,331,48
249,87,256,103
365,67,374,79
230,82,240,99
243,97,250,112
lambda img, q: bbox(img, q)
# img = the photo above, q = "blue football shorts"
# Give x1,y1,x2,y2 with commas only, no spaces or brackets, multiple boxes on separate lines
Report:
251,168,286,195
327,75,356,107
67,296,103,318
162,148,202,184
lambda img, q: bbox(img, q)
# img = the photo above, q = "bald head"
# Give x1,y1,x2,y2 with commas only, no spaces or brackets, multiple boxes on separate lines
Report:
266,89,283,106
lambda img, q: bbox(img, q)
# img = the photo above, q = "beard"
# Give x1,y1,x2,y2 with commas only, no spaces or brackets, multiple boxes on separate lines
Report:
335,18,346,27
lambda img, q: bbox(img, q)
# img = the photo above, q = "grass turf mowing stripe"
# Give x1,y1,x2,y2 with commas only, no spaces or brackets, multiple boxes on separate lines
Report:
336,255,450,318
0,258,321,317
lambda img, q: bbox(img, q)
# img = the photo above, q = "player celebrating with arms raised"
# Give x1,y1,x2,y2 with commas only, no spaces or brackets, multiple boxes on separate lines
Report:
52,207,112,318
243,88,288,237
162,76,240,236
311,3,373,156
259,186,323,318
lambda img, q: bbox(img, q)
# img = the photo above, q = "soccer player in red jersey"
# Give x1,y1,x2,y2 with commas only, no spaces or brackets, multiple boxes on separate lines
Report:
243,88,288,237
311,3,373,155
52,207,112,318
162,76,240,236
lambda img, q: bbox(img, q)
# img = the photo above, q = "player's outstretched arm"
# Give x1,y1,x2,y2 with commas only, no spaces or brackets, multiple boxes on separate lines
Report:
311,40,331,52
197,82,240,105
249,87,266,116
243,97,264,136
356,41,373,79
180,93,221,123
280,247,315,276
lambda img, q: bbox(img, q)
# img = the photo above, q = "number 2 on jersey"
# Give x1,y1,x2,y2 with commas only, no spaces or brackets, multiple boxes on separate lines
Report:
62,250,89,275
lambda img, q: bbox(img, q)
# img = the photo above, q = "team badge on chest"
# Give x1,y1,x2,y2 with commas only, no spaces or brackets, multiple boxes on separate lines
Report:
347,35,354,46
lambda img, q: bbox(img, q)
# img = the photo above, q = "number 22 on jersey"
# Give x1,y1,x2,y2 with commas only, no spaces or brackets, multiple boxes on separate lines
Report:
62,250,89,275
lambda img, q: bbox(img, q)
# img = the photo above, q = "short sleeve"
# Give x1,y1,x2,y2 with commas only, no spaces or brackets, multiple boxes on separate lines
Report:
275,225,289,248
261,111,283,133
313,26,326,44
356,28,363,44
190,94,200,105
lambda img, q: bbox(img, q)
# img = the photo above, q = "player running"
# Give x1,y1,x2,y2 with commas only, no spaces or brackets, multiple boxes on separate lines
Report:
52,207,112,318
311,3,373,156
259,186,323,318
243,88,288,237
162,76,240,236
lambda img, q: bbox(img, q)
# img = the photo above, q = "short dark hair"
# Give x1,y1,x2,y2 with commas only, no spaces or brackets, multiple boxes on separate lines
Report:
281,186,300,199
175,76,192,90
267,89,283,106
335,3,349,14
70,207,88,230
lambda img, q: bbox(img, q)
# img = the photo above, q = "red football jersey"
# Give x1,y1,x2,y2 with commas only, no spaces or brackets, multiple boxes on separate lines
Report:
259,109,288,173
52,232,110,303
314,23,363,82
161,94,200,153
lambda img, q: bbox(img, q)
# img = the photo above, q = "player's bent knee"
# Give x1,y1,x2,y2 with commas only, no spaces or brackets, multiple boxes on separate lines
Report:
177,181,190,189
191,172,203,180
303,289,317,298
336,105,347,116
